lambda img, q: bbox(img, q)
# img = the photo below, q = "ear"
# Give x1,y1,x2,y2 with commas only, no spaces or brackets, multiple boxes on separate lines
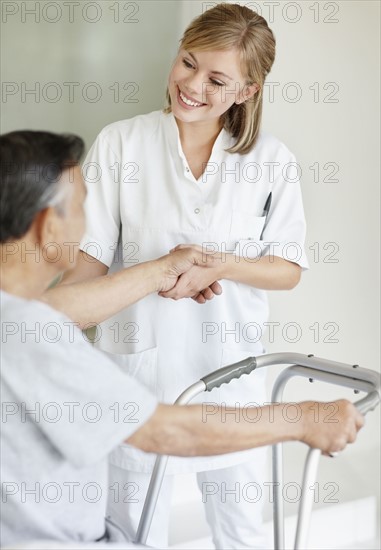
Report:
236,83,260,104
34,207,63,261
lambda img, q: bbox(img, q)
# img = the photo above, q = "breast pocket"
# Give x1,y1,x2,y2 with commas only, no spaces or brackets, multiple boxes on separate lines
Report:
230,211,266,259
230,210,266,240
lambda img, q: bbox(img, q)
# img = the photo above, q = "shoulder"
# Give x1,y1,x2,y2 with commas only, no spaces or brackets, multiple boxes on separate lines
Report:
98,110,163,145
0,290,84,350
1,290,69,325
0,291,122,379
244,131,296,162
87,111,165,161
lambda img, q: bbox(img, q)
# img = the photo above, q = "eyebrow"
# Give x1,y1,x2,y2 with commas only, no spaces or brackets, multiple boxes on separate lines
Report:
187,51,233,81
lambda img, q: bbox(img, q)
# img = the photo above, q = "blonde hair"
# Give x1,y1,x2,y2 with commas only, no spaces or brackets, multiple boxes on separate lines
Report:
164,3,276,154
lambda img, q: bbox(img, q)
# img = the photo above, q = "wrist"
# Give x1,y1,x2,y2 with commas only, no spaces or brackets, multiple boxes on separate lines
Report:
214,252,234,280
149,258,166,293
296,402,310,444
275,403,307,443
125,259,162,294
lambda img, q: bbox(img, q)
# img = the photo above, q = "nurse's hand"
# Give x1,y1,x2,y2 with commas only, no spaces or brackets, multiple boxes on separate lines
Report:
159,244,223,302
190,281,223,304
156,247,219,294
159,264,222,301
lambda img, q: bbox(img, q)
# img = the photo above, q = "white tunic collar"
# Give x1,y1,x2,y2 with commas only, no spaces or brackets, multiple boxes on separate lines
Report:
160,110,233,182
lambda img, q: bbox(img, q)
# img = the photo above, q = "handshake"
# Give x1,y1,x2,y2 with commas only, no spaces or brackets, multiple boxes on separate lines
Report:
156,244,225,304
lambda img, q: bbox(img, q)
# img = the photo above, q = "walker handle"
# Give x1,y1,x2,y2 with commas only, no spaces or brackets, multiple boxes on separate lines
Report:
294,390,380,550
355,390,380,415
201,357,257,391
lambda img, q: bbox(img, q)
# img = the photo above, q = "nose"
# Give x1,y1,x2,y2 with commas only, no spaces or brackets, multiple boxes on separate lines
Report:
183,71,206,100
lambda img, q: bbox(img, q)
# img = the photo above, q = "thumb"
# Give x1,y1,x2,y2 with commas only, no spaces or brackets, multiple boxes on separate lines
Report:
170,244,201,254
192,249,218,267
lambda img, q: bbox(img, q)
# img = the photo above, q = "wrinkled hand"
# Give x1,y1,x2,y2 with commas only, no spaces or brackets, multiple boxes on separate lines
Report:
155,246,219,295
158,244,224,303
159,264,222,301
300,400,364,455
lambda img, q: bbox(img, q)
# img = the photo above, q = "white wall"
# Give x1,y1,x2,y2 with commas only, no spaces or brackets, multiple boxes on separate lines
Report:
258,0,380,451
1,0,182,146
2,0,380,542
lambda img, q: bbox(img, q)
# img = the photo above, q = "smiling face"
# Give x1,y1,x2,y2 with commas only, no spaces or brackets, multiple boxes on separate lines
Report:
168,48,258,127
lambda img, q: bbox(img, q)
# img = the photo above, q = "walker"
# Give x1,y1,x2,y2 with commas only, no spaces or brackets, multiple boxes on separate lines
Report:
135,353,380,549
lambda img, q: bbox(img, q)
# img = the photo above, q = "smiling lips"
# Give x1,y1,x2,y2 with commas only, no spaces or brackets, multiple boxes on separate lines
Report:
178,87,205,108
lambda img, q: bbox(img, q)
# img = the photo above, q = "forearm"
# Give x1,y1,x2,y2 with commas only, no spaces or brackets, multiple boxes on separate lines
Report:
217,253,301,290
41,261,160,329
128,403,301,456
129,399,363,457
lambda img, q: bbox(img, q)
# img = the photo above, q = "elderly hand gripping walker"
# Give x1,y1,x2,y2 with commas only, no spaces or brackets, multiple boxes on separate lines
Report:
134,353,380,549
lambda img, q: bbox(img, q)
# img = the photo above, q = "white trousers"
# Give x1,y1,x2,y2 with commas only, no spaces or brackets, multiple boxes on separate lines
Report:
106,448,270,550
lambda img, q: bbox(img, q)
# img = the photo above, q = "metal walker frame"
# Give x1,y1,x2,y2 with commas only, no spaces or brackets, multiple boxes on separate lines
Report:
135,353,380,549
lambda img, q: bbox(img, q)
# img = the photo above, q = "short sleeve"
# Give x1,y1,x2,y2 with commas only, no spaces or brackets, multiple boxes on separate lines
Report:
80,129,122,267
262,153,309,269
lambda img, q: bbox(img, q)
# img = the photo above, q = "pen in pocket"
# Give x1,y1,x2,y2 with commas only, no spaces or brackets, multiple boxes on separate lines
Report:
259,192,272,240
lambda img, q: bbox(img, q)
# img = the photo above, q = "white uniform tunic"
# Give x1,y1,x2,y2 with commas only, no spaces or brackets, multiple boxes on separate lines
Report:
80,110,309,474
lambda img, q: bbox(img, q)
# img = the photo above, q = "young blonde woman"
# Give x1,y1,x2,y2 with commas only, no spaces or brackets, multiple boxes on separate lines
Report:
44,4,309,548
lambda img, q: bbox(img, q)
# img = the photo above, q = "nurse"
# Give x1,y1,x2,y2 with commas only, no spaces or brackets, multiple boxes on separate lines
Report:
45,4,309,548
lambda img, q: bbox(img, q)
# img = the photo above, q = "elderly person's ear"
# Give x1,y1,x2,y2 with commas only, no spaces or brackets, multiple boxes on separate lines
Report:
34,207,62,256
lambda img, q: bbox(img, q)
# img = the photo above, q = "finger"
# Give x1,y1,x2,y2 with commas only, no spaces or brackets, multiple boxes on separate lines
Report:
347,427,356,444
158,290,173,298
195,252,218,267
192,293,206,304
209,281,223,295
201,287,215,301
170,244,187,253
163,286,194,300
159,288,181,299
170,244,200,253
328,451,339,458
355,411,365,430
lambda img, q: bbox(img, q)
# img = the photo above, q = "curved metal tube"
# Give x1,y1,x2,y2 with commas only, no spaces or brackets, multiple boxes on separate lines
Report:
269,361,380,550
294,389,381,550
294,448,321,549
134,353,380,548
136,357,260,544
135,380,206,545
256,353,380,394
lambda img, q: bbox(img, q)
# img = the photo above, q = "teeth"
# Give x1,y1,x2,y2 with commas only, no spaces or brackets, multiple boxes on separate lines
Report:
180,91,203,107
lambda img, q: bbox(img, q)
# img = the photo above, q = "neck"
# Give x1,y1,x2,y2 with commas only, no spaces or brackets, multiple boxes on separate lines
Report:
1,244,55,300
174,116,223,149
